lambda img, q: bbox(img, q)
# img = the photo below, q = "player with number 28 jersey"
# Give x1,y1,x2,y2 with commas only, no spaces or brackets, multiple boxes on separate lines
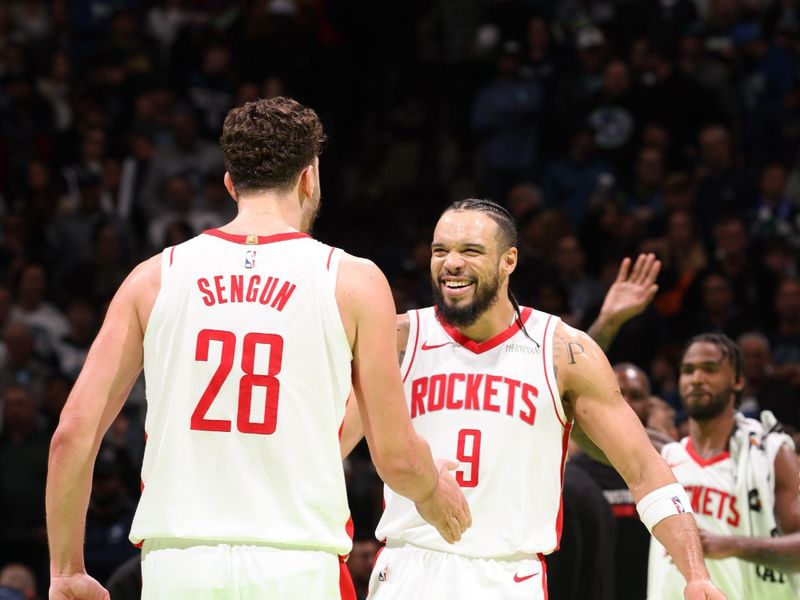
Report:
130,230,353,552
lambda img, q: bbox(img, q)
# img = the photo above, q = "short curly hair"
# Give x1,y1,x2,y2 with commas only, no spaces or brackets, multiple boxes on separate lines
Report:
219,97,326,194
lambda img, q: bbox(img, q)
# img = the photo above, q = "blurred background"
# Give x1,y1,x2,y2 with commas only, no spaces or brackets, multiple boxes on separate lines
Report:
2,1,800,599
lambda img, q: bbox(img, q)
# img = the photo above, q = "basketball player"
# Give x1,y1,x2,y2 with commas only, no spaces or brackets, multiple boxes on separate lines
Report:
46,97,470,600
571,363,656,600
342,200,725,599
647,334,800,599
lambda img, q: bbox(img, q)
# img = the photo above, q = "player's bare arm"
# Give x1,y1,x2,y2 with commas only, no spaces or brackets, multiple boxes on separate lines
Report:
554,321,724,598
47,255,161,600
699,444,800,572
339,313,410,460
336,255,470,542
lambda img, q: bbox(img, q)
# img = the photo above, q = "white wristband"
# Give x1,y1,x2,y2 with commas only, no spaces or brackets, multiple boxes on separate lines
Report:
636,483,693,534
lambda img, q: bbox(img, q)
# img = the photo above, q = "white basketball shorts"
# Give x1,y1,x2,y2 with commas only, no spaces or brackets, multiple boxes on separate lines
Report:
367,544,548,600
141,538,356,599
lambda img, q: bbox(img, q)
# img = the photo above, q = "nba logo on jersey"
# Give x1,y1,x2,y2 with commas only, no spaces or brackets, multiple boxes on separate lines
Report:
245,250,256,269
671,496,686,514
378,565,389,582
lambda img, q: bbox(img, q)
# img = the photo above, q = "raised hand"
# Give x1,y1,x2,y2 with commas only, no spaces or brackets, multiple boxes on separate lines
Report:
600,253,661,324
415,460,472,544
50,573,110,600
588,253,661,351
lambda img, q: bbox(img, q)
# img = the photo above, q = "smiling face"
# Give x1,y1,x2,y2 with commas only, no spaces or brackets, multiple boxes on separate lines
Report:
430,210,516,328
679,341,743,421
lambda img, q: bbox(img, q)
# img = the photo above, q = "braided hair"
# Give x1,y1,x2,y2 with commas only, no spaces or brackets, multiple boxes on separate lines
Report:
444,199,529,335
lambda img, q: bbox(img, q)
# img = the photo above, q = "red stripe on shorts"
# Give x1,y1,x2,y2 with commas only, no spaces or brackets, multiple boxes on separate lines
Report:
537,553,548,599
339,556,357,600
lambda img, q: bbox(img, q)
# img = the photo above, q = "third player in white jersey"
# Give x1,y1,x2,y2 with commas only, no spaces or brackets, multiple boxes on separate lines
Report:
648,438,798,599
377,305,570,558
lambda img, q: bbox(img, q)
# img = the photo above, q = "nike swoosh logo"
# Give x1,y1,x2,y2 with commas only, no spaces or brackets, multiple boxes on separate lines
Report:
513,573,538,583
421,341,450,351
667,461,688,468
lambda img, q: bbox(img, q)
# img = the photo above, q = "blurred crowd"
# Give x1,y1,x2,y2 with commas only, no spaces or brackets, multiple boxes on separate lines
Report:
2,1,800,599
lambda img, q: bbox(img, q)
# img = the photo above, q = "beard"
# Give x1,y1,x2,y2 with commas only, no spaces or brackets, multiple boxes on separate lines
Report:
432,270,501,328
682,387,734,421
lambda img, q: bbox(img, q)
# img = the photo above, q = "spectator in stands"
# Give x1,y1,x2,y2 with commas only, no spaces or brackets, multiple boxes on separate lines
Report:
138,107,225,217
146,174,222,251
0,385,49,580
84,456,138,586
551,233,605,324
0,322,52,402
769,278,800,387
471,39,542,202
10,263,68,361
693,125,756,233
542,122,615,229
572,363,658,600
738,331,798,428
347,538,379,600
0,563,39,600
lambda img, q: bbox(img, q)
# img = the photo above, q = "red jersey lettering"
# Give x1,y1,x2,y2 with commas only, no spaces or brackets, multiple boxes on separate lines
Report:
230,275,244,303
428,374,446,412
446,373,465,409
214,275,228,304
465,374,483,409
519,383,537,425
504,377,520,416
271,281,296,311
483,375,502,412
246,275,261,302
197,278,215,306
411,378,427,418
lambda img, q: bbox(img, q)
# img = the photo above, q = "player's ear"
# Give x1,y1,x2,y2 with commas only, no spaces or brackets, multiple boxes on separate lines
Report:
732,372,745,393
502,247,518,276
223,172,238,201
299,163,315,203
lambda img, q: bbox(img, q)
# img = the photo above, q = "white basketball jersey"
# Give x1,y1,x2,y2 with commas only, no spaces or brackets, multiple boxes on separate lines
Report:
376,306,571,558
130,230,353,555
647,438,797,599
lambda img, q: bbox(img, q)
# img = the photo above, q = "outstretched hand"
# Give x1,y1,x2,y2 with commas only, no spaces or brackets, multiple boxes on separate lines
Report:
598,253,661,326
683,579,727,599
50,573,110,600
415,460,472,544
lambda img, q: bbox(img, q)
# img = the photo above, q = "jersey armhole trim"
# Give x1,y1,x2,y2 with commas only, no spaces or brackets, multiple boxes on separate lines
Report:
161,246,174,287
326,246,336,271
401,310,420,383
541,314,568,427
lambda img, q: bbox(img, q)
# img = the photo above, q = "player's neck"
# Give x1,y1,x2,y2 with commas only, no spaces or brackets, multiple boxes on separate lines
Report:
687,410,735,457
223,193,304,235
456,298,516,343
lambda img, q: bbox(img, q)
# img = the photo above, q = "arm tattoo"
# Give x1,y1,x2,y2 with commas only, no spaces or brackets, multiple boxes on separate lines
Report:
567,342,585,365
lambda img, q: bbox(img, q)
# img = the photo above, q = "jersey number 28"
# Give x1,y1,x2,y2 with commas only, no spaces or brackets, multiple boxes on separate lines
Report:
190,329,283,434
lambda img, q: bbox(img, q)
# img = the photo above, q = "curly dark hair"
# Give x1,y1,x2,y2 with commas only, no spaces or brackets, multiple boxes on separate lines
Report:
219,96,326,194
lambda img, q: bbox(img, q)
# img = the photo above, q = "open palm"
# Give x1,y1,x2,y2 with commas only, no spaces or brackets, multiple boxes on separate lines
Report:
599,253,661,324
